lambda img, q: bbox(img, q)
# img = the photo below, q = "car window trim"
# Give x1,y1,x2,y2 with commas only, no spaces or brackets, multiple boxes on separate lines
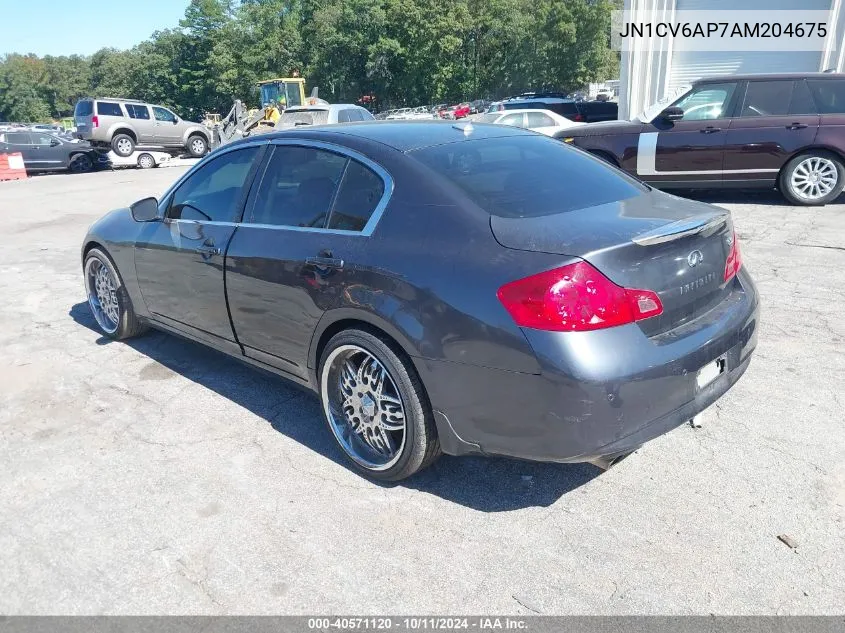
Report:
239,138,394,237
162,142,268,222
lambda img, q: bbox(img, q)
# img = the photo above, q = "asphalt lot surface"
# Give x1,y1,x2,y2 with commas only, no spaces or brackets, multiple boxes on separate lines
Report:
0,166,843,615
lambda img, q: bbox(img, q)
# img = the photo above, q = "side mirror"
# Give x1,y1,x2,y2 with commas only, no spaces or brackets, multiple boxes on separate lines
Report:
130,197,160,222
661,106,684,121
172,118,179,124
50,139,61,146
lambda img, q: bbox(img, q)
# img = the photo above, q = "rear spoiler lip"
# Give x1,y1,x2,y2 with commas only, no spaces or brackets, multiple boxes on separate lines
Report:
632,213,729,246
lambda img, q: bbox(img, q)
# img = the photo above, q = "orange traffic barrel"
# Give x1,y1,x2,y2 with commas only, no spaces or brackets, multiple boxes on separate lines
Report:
0,152,28,181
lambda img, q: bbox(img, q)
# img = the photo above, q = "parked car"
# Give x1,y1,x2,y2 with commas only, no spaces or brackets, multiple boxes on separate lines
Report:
469,99,490,114
453,103,472,119
475,108,584,136
274,103,374,128
82,121,758,480
107,150,172,169
503,95,618,123
0,131,110,173
74,98,211,158
556,72,845,205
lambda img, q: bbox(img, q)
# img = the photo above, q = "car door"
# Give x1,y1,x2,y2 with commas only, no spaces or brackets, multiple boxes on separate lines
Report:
525,111,558,136
152,106,181,144
125,104,156,143
30,133,69,169
134,144,265,350
722,80,819,184
226,141,389,379
638,81,739,186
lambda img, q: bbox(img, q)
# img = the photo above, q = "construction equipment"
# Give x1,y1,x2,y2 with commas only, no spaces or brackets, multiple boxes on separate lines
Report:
212,80,328,148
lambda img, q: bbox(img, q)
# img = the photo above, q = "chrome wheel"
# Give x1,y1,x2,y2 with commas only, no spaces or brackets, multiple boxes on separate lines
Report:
790,156,838,201
321,344,407,471
84,256,120,334
116,138,133,156
137,154,154,169
190,137,206,155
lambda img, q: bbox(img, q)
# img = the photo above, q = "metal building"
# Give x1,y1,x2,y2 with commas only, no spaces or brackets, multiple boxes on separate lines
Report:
619,0,845,119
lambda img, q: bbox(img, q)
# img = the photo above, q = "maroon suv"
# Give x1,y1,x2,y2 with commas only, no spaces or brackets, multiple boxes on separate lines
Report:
556,73,845,205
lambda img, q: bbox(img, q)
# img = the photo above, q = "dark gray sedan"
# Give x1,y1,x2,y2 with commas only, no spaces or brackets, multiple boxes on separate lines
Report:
81,122,759,480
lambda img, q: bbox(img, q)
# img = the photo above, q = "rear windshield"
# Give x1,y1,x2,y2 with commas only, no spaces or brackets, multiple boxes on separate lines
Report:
807,79,845,114
476,113,502,123
75,100,93,117
411,135,645,218
279,110,330,126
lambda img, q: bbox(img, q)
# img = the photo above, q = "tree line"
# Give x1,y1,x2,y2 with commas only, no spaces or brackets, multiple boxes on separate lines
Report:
0,0,619,123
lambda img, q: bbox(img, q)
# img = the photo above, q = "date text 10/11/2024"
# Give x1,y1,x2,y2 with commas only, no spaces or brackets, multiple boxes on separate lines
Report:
306,617,529,630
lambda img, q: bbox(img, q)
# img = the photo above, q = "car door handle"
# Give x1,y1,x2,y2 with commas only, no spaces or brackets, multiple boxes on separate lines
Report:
786,122,808,130
306,256,344,269
700,126,721,134
195,244,221,257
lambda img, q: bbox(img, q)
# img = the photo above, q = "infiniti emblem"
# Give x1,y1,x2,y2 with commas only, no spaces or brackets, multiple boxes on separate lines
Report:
687,250,703,268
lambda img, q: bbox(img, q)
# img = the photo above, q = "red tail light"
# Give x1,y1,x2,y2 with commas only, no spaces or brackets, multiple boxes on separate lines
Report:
497,261,663,332
92,115,99,128
724,229,743,281
573,113,584,122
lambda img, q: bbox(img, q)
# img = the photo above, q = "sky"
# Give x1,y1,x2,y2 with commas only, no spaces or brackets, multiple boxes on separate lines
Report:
1,0,190,57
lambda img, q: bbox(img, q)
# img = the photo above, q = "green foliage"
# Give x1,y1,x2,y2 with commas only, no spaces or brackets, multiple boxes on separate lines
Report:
0,0,619,122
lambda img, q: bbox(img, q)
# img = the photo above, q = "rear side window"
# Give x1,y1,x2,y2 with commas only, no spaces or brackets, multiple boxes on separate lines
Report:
75,100,93,117
97,102,123,117
3,132,31,144
808,80,845,114
338,109,355,123
526,112,555,128
411,135,644,218
327,160,385,231
789,80,817,115
169,147,259,222
247,146,347,227
126,104,150,119
740,81,792,117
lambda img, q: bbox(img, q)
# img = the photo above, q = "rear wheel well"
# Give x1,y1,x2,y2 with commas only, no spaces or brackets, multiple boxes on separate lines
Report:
113,128,137,142
314,318,412,373
779,146,845,183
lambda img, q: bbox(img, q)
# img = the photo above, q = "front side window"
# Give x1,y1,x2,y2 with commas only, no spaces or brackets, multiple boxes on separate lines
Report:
126,104,151,119
153,106,177,122
168,147,259,222
247,146,347,227
740,81,792,117
807,79,845,114
674,83,737,121
97,102,123,117
526,112,555,128
31,133,55,146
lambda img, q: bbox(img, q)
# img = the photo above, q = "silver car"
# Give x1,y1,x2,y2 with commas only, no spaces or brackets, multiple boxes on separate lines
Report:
74,98,210,158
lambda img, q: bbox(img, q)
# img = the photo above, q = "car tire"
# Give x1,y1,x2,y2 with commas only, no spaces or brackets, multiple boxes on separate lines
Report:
137,153,155,169
319,328,441,481
83,247,147,340
187,134,208,157
68,153,93,173
780,150,845,206
112,134,135,157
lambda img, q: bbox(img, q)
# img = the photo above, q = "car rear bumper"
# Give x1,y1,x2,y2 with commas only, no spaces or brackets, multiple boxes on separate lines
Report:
417,267,759,463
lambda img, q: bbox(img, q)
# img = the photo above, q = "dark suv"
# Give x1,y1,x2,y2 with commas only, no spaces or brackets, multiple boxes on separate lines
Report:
556,73,845,205
497,93,618,123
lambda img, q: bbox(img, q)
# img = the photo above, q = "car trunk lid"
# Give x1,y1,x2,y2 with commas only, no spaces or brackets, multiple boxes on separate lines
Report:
490,190,735,335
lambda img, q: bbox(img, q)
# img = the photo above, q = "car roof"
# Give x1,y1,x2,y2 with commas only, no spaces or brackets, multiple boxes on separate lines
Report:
232,120,533,152
696,72,845,83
